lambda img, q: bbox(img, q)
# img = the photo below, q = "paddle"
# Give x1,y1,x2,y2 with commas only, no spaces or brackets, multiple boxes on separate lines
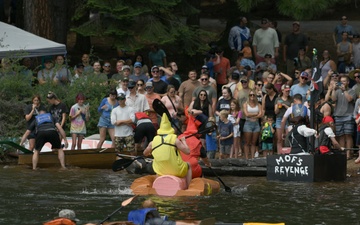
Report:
152,99,182,134
208,167,231,193
98,195,138,225
0,141,33,154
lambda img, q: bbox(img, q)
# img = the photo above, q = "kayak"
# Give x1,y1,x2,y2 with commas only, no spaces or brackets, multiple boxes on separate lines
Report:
130,175,220,197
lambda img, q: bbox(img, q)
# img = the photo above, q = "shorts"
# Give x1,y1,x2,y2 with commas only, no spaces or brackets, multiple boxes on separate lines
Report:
262,142,273,151
134,122,157,143
275,117,288,129
233,124,240,137
97,116,114,129
335,116,354,136
207,151,216,159
114,136,135,153
243,120,261,133
35,130,61,151
219,144,231,155
27,132,36,140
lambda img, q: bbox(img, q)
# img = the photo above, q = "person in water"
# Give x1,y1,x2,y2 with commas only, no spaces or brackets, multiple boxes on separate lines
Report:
143,113,192,188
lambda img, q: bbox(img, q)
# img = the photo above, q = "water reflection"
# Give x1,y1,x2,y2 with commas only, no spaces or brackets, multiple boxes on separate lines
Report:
1,166,360,225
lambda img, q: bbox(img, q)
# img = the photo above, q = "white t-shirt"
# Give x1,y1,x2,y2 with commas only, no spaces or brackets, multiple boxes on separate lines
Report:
111,105,135,137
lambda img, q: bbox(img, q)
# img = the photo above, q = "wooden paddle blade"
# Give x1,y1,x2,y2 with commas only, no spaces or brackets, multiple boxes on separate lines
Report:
121,195,138,207
112,158,135,172
208,167,231,193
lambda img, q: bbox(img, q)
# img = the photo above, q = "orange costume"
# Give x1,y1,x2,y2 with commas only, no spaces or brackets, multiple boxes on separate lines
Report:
179,115,203,178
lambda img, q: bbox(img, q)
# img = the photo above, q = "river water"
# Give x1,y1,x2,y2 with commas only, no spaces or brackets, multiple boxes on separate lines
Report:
1,165,360,225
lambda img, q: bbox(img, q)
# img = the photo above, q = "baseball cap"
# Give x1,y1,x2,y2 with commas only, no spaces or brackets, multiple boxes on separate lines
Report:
281,84,290,91
58,209,79,222
293,21,300,26
122,77,129,82
231,71,240,80
300,71,309,78
122,65,131,71
128,80,136,88
145,82,153,88
239,69,247,77
151,65,159,71
261,18,269,24
201,65,208,70
117,93,126,100
264,53,272,58
134,62,142,68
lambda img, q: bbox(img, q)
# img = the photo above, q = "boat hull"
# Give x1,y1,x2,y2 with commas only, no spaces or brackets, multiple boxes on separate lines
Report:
130,175,220,197
18,148,117,169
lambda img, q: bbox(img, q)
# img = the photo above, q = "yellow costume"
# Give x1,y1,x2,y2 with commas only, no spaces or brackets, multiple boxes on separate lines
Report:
151,114,188,177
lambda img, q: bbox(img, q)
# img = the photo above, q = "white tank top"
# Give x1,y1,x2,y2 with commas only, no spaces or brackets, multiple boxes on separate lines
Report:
246,103,259,121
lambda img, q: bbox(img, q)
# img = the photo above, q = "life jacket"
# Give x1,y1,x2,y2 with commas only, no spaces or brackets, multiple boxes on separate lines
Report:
128,208,157,225
133,112,151,128
43,218,76,225
289,125,308,154
35,113,53,126
261,123,273,141
289,104,308,125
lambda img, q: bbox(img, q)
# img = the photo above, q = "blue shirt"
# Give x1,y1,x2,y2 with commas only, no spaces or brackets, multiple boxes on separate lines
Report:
206,131,217,151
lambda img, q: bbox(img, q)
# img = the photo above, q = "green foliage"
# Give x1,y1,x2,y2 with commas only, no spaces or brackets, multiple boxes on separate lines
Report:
72,0,213,56
0,72,112,138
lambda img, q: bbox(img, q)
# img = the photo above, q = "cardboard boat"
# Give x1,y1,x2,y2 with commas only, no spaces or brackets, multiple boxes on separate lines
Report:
130,175,220,197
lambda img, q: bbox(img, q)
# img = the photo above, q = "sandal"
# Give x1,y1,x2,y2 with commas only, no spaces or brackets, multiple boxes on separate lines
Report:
355,158,360,164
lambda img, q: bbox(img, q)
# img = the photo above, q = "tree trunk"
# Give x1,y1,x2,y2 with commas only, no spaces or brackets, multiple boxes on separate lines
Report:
52,0,69,45
23,0,53,40
73,9,91,53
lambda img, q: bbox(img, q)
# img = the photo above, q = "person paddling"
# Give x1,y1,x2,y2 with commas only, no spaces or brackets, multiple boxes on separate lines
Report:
20,110,68,170
143,113,192,188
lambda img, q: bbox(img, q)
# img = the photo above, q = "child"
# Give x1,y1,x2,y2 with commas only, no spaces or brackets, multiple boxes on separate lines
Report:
355,95,360,163
241,40,253,59
69,93,90,150
206,117,218,159
217,110,233,159
228,99,241,158
261,114,275,156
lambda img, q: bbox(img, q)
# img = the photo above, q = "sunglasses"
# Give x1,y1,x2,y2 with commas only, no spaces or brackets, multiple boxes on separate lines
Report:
257,83,263,86
201,78,208,81
355,76,360,79
152,70,159,73
301,77,308,80
200,93,207,97
128,87,135,89
241,80,248,84
249,94,255,97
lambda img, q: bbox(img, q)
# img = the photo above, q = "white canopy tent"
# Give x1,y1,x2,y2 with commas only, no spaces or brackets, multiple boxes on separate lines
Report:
0,22,67,58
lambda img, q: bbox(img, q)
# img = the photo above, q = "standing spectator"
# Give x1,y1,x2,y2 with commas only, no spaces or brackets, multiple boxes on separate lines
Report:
116,77,130,96
96,89,119,149
261,114,275,156
111,60,125,81
111,93,136,156
148,44,167,68
336,32,353,67
222,71,240,95
233,70,255,98
37,59,56,85
330,75,356,159
23,94,47,151
125,81,150,113
192,73,217,116
273,71,293,93
215,87,233,117
283,21,308,76
144,82,161,129
352,34,360,68
205,53,220,79
148,66,168,96
217,110,233,159
69,93,90,150
319,50,337,80
262,83,278,118
255,80,264,104
228,16,252,64
159,66,180,91
168,61,182,83
338,53,356,74
354,95,360,163
178,70,200,109
134,54,149,78
274,84,292,153
80,54,94,75
290,71,310,101
255,53,277,76
351,70,360,94
213,46,231,95
54,55,71,85
206,117,218,159
294,47,311,73
90,61,107,85
242,90,263,159
130,62,148,82
73,63,85,80
333,16,355,46
161,85,183,132
252,18,279,64
136,79,146,95
47,91,68,131
229,99,241,158
102,61,113,81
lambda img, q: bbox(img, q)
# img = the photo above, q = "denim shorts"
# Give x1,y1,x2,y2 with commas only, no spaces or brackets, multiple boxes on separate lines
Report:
97,116,114,129
243,120,261,133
